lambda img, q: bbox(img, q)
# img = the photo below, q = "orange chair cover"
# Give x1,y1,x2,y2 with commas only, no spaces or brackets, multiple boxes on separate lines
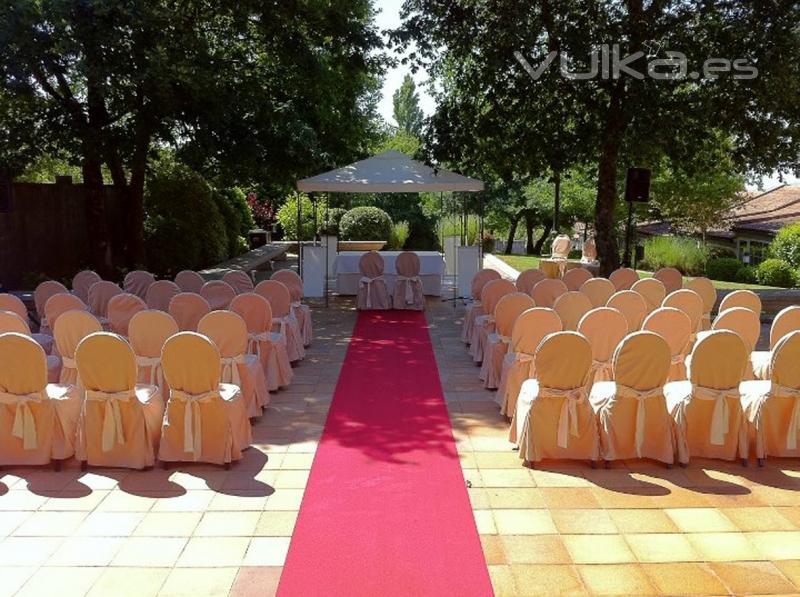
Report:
145,280,181,312
75,332,164,469
515,269,546,294
255,280,305,362
497,308,562,417
72,270,101,304
631,277,666,313
200,280,236,310
480,292,535,390
578,307,628,384
470,278,516,363
653,267,683,295
123,270,156,300
107,293,147,337
168,293,211,332
356,251,390,310
223,270,255,295
462,269,501,343
393,251,425,311
513,332,598,463
664,330,748,463
553,291,592,331
562,267,592,292
686,277,716,330
53,310,102,386
530,278,568,309
230,293,293,391
159,332,252,465
44,293,87,332
34,280,68,334
719,289,761,316
643,307,692,381
0,333,81,465
607,290,647,332
128,310,179,395
88,281,123,326
174,270,205,294
580,277,616,308
751,305,800,380
662,288,704,337
609,268,638,291
199,310,270,418
272,270,314,346
590,332,674,463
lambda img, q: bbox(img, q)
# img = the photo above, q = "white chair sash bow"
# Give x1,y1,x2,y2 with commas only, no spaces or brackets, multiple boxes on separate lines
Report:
247,331,270,356
613,385,665,457
537,386,586,449
745,383,800,450
677,385,739,446
0,389,46,450
396,275,421,305
220,354,245,388
359,276,383,309
86,388,135,452
136,356,163,389
169,389,220,459
590,359,613,381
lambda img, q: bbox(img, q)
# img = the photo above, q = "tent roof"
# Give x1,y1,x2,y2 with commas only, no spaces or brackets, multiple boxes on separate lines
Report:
296,150,484,193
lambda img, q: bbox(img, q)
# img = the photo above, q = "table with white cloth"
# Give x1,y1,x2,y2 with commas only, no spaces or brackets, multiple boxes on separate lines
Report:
333,251,446,296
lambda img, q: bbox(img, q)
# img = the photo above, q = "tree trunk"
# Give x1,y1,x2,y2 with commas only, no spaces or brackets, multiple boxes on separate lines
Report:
553,172,561,233
126,121,150,267
524,211,536,254
82,151,112,277
504,211,522,255
533,221,552,255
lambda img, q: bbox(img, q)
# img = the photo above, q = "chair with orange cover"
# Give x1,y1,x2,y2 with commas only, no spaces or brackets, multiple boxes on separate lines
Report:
272,269,314,346
168,293,211,332
174,270,205,294
719,289,761,316
223,270,255,295
0,333,81,467
580,277,616,309
530,278,568,309
0,311,62,383
497,308,562,418
741,331,800,465
72,270,101,304
88,281,123,328
145,280,181,312
230,293,293,391
34,280,68,335
662,289,705,354
392,251,425,311
53,310,102,386
200,280,236,310
107,293,147,337
607,290,647,332
686,277,716,330
462,269,501,344
479,292,535,390
75,332,164,469
562,267,592,292
513,332,599,465
199,310,270,418
356,251,390,310
708,307,760,378
631,277,666,313
665,330,749,465
609,268,639,291
653,267,683,295
255,280,305,362
44,293,87,335
128,310,178,395
159,332,252,466
0,293,53,355
553,291,592,331
590,332,674,465
643,307,692,381
578,307,628,385
470,278,516,363
123,270,156,300
750,306,800,380
515,268,546,294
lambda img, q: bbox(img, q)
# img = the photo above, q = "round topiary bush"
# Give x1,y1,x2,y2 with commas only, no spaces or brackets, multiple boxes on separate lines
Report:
770,223,800,268
339,206,393,241
735,265,757,284
755,258,797,288
706,257,742,282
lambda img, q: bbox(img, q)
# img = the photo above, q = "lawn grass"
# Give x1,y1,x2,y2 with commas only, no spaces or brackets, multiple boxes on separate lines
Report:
492,253,781,291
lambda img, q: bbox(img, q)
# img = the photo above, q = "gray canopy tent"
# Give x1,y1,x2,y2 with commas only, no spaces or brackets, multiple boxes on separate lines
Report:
295,150,485,307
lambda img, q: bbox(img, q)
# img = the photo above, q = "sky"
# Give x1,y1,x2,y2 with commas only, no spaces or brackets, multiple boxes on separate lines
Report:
372,0,796,191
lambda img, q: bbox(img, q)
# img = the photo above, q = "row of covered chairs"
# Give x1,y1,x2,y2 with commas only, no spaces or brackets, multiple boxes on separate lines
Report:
0,328,254,469
510,328,800,467
356,251,425,311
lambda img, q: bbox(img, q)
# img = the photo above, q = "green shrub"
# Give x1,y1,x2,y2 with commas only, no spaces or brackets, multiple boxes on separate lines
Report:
388,221,410,250
339,206,393,241
144,158,227,276
706,257,743,282
642,236,709,276
756,258,797,288
735,265,757,284
318,207,347,236
770,223,800,268
482,233,496,254
213,187,251,258
276,192,316,241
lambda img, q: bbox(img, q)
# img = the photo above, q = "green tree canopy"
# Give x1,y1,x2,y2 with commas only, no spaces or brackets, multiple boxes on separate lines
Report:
392,74,425,137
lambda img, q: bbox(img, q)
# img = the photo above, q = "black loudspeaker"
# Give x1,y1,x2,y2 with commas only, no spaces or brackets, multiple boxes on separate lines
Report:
0,169,11,212
625,167,651,203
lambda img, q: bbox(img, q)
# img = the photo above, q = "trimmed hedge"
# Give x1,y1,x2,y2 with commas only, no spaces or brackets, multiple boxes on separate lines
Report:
756,258,797,288
339,206,393,241
213,187,252,258
706,257,742,282
770,223,800,268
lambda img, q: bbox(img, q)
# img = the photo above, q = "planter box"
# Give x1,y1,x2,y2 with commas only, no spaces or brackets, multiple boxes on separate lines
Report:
337,240,387,252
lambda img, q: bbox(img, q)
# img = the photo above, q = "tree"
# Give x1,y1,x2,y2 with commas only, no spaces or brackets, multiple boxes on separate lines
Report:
394,0,800,274
0,0,384,273
392,74,425,137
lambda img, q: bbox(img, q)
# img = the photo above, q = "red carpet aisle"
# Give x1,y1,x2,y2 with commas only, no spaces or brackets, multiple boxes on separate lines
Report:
277,311,493,596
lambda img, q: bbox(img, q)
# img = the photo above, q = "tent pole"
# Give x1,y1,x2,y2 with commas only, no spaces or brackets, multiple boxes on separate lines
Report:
479,191,485,265
297,193,303,279
324,194,329,308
